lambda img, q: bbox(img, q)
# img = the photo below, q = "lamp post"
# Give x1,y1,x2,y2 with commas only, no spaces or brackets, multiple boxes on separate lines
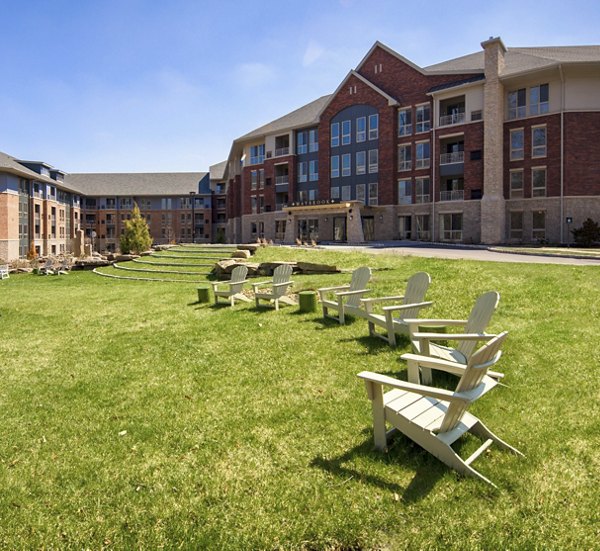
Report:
190,191,197,243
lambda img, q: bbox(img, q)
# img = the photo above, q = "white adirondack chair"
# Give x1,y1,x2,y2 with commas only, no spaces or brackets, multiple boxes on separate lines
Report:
406,291,501,384
358,332,522,487
350,272,432,346
42,259,56,276
58,258,71,275
252,264,296,310
211,265,251,306
317,266,371,324
0,265,9,280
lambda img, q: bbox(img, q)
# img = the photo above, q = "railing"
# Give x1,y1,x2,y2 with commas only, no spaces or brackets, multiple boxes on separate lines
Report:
415,158,430,169
275,175,289,185
415,195,430,204
439,190,464,201
440,151,464,164
274,147,289,157
439,111,465,126
398,160,412,171
275,203,288,211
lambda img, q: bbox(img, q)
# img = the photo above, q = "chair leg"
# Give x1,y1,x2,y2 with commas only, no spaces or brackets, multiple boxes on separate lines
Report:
274,298,279,311
255,296,260,308
470,421,524,456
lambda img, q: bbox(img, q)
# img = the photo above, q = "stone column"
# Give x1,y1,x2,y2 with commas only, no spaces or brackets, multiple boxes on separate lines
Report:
346,206,365,243
283,213,295,244
480,37,507,244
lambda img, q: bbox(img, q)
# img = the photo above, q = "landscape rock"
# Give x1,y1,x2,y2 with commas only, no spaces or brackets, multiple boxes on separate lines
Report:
257,261,297,276
237,244,260,253
231,249,251,259
297,261,339,274
115,254,140,262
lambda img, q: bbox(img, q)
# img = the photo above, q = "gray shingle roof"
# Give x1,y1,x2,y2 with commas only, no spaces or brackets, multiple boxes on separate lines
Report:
209,160,227,181
64,172,208,197
236,95,331,142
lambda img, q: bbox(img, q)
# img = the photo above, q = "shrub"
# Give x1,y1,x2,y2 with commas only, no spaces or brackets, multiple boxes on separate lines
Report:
571,218,600,247
120,203,152,254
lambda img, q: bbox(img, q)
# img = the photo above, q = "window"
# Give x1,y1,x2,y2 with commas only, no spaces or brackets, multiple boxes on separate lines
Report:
249,144,265,165
309,129,318,152
510,211,523,240
398,144,412,171
415,104,431,132
398,179,412,204
275,220,286,241
368,149,378,173
510,129,524,160
356,151,366,175
330,186,340,199
296,131,307,154
259,168,265,188
368,183,378,206
341,120,351,145
532,167,547,197
341,186,351,201
308,189,317,201
415,141,430,169
331,156,340,178
298,190,308,202
298,162,308,183
356,184,366,203
440,213,463,241
416,215,430,241
309,160,319,181
415,177,431,203
532,126,547,157
398,108,412,136
532,210,546,240
331,122,340,147
251,170,258,190
508,88,526,119
368,114,379,140
530,84,549,115
342,154,351,177
251,196,257,214
161,198,172,210
356,117,366,142
510,170,524,198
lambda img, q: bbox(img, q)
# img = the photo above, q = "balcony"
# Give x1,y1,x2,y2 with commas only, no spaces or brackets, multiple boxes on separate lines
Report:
398,160,412,172
275,175,289,185
439,111,466,126
440,151,464,165
439,190,464,201
274,147,290,157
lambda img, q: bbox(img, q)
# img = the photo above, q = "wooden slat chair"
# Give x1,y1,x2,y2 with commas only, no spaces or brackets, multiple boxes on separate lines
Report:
57,258,71,275
0,265,9,280
358,332,522,487
350,272,432,346
211,265,251,307
252,264,296,310
405,291,501,385
317,266,371,324
42,259,56,276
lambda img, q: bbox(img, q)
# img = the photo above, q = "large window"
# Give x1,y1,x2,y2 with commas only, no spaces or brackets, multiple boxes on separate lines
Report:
415,141,430,169
532,167,547,197
331,123,340,147
532,210,546,240
356,117,366,142
298,162,308,183
440,213,463,241
356,151,366,175
398,179,412,205
341,185,351,201
398,144,412,171
510,129,524,160
251,170,258,190
309,160,318,181
415,215,430,241
356,184,366,203
368,183,378,206
342,154,351,177
330,186,340,199
368,114,379,140
532,125,547,158
296,132,307,154
530,84,549,115
342,120,351,145
331,156,340,178
415,104,431,133
309,129,318,152
368,149,378,173
510,170,524,198
249,144,265,165
398,108,412,136
415,177,430,203
509,211,523,240
508,88,526,119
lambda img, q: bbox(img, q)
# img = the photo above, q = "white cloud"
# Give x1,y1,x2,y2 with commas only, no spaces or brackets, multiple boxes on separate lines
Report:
302,40,325,66
233,62,276,88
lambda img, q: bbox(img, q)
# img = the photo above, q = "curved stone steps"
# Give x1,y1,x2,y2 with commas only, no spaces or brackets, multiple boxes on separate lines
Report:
150,254,226,260
113,263,211,276
132,258,214,267
94,266,206,283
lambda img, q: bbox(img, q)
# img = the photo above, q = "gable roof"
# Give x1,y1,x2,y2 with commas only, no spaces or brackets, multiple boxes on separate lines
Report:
64,172,208,197
209,160,227,181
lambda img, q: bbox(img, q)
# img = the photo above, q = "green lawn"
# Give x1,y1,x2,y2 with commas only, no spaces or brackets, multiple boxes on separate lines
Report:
1,247,599,549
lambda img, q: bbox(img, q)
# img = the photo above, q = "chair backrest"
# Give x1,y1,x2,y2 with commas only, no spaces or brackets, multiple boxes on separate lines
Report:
272,264,293,297
347,266,371,307
400,272,431,317
229,265,248,292
457,291,500,359
0,265,9,278
439,331,508,434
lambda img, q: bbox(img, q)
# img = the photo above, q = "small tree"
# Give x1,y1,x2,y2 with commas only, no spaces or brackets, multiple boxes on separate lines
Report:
571,218,600,247
120,203,152,254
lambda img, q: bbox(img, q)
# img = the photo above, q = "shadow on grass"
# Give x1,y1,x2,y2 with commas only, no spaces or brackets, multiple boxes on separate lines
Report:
311,431,444,502
337,334,410,356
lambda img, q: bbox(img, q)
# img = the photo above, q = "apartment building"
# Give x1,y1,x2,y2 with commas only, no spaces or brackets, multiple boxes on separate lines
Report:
209,160,228,243
225,37,600,244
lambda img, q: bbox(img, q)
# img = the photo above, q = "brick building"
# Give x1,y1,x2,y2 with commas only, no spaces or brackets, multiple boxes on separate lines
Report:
224,37,600,245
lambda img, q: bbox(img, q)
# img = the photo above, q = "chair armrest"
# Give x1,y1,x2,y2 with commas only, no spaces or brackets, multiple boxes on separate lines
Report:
360,295,405,304
317,284,350,293
357,371,462,403
272,280,293,288
251,280,271,290
335,288,371,297
400,353,471,377
404,318,469,326
382,301,433,313
412,332,497,342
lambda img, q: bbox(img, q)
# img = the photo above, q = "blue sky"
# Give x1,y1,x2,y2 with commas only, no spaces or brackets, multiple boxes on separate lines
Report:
2,0,599,173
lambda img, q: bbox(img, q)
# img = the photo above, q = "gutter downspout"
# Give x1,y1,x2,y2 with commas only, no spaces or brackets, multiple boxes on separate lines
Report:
559,64,565,243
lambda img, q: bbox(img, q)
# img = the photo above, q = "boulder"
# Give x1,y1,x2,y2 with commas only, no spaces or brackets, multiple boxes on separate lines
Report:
297,261,340,274
231,249,252,259
115,254,140,262
257,261,297,276
237,244,260,253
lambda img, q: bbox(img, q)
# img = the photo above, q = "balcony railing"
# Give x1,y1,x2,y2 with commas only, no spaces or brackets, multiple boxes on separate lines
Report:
398,160,412,172
275,147,290,157
415,158,430,169
415,195,431,204
439,111,465,126
440,151,464,165
275,203,288,211
275,175,289,185
439,190,464,201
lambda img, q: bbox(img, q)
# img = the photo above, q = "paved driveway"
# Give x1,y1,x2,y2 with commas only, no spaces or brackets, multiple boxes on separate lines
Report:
320,243,600,266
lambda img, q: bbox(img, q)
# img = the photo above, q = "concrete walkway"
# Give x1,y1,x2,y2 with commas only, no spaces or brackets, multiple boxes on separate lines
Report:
319,242,600,266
